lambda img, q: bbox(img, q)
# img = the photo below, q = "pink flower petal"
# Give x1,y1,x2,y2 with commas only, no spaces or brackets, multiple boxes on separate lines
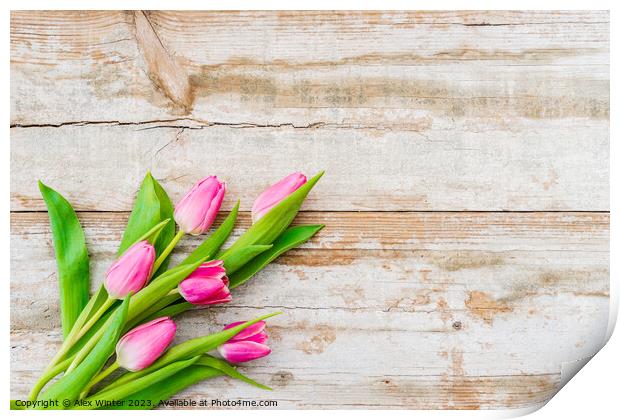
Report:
251,172,306,222
218,341,271,364
104,240,155,299
223,320,266,342
116,317,176,371
188,264,227,280
179,277,230,305
174,176,226,235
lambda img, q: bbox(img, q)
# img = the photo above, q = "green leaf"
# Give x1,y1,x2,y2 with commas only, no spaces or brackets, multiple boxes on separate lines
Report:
66,300,116,359
127,292,181,328
10,400,26,410
139,302,192,323
56,285,110,358
100,356,269,410
182,201,239,265
224,171,323,253
81,356,200,409
117,172,175,275
28,286,112,401
118,173,161,255
38,181,90,338
229,224,324,289
37,296,131,409
100,366,223,410
100,312,281,391
27,358,74,402
134,218,171,246
197,355,271,390
78,286,110,325
220,244,272,275
151,177,175,276
30,286,111,399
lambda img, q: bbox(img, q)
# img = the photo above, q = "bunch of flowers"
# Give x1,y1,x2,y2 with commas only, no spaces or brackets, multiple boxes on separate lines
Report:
20,171,323,410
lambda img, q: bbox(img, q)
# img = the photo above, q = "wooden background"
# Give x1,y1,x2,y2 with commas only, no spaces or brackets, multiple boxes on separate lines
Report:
10,11,609,410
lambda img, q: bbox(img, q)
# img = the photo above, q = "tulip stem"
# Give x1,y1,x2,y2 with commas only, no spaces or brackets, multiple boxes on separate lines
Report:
128,291,181,328
28,287,113,399
80,361,119,399
152,230,185,275
67,319,109,373
27,358,72,401
76,297,115,340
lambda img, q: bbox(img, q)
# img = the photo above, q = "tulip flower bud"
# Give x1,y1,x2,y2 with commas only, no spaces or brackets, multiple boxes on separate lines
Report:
179,260,231,305
174,176,226,235
104,240,155,299
116,317,177,371
251,172,307,223
217,320,271,364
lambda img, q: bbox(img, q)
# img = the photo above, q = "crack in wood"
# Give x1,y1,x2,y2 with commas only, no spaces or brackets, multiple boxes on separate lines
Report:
10,118,328,130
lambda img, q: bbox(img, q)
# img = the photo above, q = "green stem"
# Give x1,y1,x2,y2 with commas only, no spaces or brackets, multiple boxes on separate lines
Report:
66,321,108,373
152,230,184,275
27,358,72,401
76,297,115,340
47,332,78,368
48,289,103,366
80,361,119,399
127,291,180,328
29,287,109,398
141,302,193,322
77,357,199,409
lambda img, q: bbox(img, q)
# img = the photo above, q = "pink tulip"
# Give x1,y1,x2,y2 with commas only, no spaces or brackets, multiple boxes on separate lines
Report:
251,172,307,223
116,317,177,371
217,320,271,364
174,176,226,235
179,260,231,305
104,240,155,299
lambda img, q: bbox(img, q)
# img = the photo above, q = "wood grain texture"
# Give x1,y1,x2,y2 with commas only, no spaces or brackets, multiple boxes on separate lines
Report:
10,10,609,410
10,122,609,212
10,212,609,408
11,331,562,409
10,11,609,126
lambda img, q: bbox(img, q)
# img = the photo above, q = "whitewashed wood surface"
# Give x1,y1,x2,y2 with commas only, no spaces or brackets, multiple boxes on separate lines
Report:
10,11,609,409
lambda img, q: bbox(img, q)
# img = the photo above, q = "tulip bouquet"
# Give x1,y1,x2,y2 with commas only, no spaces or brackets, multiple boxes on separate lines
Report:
17,171,323,410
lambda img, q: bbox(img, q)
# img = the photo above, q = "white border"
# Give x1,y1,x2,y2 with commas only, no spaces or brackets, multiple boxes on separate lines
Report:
0,1,614,11
3,1,616,418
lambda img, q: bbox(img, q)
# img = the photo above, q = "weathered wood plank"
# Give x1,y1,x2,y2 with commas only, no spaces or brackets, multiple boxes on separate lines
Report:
10,211,610,252
11,11,608,127
11,332,561,409
10,211,609,408
11,330,561,409
10,123,609,211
